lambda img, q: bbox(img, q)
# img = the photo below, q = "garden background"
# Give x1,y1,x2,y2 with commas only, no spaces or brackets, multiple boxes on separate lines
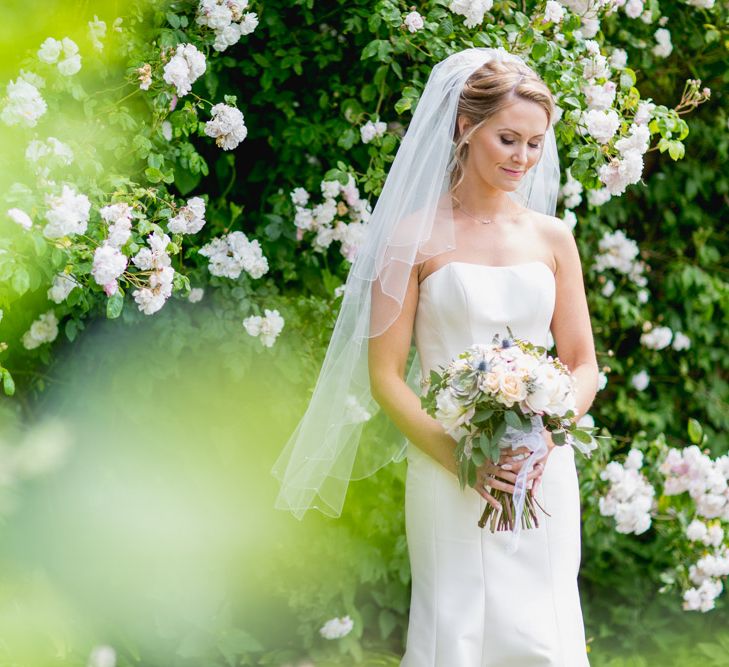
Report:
0,0,727,665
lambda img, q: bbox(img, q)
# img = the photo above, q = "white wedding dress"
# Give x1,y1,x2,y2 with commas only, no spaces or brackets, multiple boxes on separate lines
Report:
401,260,589,667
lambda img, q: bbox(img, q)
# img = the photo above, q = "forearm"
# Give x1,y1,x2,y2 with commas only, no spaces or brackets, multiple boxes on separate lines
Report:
570,361,599,423
372,375,459,477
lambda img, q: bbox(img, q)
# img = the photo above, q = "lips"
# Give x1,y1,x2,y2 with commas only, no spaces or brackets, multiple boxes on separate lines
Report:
501,167,523,176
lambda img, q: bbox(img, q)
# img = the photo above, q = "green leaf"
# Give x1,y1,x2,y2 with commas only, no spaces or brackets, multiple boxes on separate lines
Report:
12,268,30,295
473,408,494,424
65,319,78,342
378,608,397,639
504,410,522,430
492,420,506,444
2,369,15,396
106,292,124,319
479,431,490,455
572,428,594,444
687,418,703,445
467,462,477,488
166,12,181,29
552,430,566,445
531,41,548,61
144,167,164,184
173,164,201,196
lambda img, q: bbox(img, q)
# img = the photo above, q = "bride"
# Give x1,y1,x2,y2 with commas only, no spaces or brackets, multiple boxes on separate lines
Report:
272,47,598,666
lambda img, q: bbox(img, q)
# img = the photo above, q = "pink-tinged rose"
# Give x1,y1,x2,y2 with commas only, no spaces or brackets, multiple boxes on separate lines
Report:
169,94,178,111
104,281,119,296
498,372,527,406
296,228,304,241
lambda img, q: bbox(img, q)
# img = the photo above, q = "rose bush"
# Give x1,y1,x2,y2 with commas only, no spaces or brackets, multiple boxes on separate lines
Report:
0,0,726,664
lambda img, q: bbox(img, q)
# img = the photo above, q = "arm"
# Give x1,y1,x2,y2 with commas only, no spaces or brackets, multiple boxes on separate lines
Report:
543,219,600,455
368,263,460,478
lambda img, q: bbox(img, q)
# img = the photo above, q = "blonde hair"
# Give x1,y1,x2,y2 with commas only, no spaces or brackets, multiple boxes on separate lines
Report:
450,58,555,198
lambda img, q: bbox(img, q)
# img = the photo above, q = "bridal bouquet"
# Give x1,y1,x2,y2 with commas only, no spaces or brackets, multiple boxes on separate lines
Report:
420,328,597,541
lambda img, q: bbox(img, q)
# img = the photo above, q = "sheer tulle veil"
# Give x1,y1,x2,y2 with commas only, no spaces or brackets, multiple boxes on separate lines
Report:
271,46,561,520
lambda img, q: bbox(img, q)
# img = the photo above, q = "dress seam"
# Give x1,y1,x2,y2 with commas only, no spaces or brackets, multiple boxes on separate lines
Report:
432,458,438,666
545,455,567,665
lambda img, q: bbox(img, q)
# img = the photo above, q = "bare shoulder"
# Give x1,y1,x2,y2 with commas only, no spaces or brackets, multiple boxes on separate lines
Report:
526,211,581,273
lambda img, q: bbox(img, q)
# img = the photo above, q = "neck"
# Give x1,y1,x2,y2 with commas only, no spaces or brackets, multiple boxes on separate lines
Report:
452,189,516,218
451,169,519,218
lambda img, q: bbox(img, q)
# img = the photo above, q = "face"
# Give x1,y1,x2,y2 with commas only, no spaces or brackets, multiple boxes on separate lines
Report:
458,98,549,192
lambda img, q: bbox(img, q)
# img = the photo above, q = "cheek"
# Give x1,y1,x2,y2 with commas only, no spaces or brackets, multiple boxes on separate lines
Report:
477,137,508,163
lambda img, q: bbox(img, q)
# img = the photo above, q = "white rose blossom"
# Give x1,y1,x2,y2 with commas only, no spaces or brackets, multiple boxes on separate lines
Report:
631,370,650,391
8,207,33,230
243,308,285,347
57,38,82,76
560,169,583,209
652,28,673,58
38,38,63,64
609,48,628,69
168,196,206,234
47,272,78,303
319,615,354,640
132,230,171,271
92,244,128,287
449,0,494,28
584,108,621,144
624,0,644,19
404,11,425,32
1,78,47,127
21,311,59,350
290,187,310,206
100,202,133,248
43,185,91,239
587,187,612,207
562,209,577,230
132,265,175,315
360,119,387,144
162,43,206,97
544,1,565,22
599,450,656,534
640,325,673,350
204,103,247,150
199,230,268,279
197,0,259,52
88,16,107,51
672,331,691,351
583,81,617,111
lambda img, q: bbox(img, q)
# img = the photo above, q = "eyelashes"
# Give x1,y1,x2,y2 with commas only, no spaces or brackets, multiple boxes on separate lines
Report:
500,137,541,149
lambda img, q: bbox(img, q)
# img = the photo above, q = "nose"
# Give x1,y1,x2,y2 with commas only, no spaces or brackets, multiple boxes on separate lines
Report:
512,142,528,166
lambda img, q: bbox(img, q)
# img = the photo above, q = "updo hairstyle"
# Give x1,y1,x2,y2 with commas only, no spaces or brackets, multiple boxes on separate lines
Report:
450,58,555,195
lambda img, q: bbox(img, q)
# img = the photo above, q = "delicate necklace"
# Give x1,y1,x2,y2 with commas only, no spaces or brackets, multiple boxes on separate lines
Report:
458,204,498,225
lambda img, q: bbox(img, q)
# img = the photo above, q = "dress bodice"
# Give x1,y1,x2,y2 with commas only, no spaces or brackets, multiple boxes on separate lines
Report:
414,261,556,378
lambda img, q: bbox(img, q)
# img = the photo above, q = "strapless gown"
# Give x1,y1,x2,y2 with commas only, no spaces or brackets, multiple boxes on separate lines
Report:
401,261,589,667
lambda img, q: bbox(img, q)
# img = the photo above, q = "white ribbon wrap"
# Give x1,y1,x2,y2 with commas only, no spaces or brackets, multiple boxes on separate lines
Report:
500,415,547,554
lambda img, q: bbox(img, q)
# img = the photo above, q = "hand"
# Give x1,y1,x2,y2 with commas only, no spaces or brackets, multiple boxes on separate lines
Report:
474,456,543,510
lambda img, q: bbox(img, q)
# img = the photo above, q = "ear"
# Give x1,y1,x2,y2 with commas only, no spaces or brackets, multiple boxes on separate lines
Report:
457,116,471,138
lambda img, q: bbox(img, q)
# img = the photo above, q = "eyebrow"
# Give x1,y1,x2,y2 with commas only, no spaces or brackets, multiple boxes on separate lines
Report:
498,128,545,138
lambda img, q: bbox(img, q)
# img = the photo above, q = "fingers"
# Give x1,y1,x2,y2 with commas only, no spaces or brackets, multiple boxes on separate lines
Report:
478,488,501,511
481,463,517,484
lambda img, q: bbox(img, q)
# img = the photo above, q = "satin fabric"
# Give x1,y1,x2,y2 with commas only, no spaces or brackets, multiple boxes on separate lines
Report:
401,261,589,667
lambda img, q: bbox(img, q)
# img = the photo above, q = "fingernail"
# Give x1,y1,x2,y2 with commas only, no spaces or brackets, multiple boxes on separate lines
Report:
502,464,513,471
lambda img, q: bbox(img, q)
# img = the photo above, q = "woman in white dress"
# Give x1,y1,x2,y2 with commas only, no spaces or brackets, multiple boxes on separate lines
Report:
272,48,598,666
366,55,598,666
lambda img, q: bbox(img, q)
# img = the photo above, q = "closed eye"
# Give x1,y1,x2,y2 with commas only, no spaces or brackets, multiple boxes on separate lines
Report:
501,137,541,149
